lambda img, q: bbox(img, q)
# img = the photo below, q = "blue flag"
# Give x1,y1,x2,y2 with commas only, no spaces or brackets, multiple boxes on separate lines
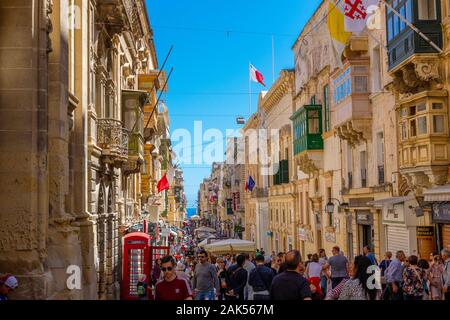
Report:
247,176,256,192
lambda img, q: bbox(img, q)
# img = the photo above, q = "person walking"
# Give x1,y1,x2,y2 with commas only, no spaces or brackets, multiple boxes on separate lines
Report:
338,255,379,300
175,261,191,287
192,250,220,300
249,254,274,301
429,254,444,300
225,254,248,300
379,251,392,294
402,255,425,300
305,253,323,298
323,246,349,289
384,250,406,300
216,257,227,300
243,253,256,300
154,256,193,300
442,248,450,301
151,258,162,287
363,245,378,266
0,274,18,301
318,248,329,295
270,250,312,300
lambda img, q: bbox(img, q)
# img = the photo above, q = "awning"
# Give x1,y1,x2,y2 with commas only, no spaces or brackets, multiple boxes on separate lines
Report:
424,185,450,202
369,195,416,208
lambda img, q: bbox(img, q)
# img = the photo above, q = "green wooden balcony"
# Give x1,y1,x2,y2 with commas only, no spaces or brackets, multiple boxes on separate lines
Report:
290,104,324,155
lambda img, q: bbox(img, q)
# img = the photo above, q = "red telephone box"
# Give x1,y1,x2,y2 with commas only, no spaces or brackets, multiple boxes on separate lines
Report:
122,232,151,300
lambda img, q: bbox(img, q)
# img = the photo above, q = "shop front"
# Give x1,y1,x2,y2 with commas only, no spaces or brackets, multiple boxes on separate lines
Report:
424,185,450,252
372,195,419,257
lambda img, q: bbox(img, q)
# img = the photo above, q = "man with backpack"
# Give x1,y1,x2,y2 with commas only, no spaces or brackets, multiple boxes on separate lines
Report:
249,254,274,300
225,254,248,300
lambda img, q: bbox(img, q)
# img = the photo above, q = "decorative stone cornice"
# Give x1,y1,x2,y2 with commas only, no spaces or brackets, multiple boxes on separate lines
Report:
297,154,318,176
390,54,442,96
335,120,371,147
262,70,294,114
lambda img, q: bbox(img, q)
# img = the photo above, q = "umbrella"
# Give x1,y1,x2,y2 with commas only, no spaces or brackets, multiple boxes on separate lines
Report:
190,215,201,221
203,239,256,254
194,226,216,233
197,236,218,248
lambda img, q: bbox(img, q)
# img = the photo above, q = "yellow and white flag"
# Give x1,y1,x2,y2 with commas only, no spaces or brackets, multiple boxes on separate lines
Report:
327,0,352,68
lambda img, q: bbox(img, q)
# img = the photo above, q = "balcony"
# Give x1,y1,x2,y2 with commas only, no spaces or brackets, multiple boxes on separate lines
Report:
128,133,144,163
251,187,268,199
332,62,372,146
396,92,449,193
291,104,323,175
97,119,128,163
386,0,442,71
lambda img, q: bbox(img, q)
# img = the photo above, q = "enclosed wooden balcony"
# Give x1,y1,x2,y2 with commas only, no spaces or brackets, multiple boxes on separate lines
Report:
397,91,449,191
332,62,372,146
290,104,323,175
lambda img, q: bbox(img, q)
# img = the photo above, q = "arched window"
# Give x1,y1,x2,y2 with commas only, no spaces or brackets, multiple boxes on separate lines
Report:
98,183,106,214
107,183,114,213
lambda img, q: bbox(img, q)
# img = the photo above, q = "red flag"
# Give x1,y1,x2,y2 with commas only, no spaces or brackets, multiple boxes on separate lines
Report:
157,174,169,193
250,64,266,87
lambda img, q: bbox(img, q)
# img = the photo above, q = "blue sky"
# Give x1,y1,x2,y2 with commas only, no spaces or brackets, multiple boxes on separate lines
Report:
146,0,322,209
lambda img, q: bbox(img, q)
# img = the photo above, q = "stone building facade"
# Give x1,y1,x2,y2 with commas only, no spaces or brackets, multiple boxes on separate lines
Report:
0,0,162,299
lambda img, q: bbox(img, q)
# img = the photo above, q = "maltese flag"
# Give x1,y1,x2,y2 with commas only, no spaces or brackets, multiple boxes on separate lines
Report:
249,64,266,87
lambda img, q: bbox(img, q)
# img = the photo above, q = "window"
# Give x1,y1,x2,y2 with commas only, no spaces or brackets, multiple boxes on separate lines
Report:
283,210,286,223
406,0,412,22
308,110,320,134
418,0,437,20
333,67,351,104
354,76,368,93
399,5,406,31
323,85,330,132
372,47,381,92
311,96,316,104
433,115,445,133
410,119,417,137
418,116,427,134
388,15,394,41
432,103,443,110
401,122,407,140
360,151,367,188
409,105,416,116
417,103,426,112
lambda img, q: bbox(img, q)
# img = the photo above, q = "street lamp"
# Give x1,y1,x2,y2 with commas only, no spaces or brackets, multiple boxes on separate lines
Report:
326,198,349,214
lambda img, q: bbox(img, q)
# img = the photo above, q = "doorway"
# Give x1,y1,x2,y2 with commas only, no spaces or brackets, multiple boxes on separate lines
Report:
358,224,373,253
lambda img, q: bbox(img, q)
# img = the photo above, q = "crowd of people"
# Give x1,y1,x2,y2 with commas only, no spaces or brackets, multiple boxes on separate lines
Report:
145,245,450,301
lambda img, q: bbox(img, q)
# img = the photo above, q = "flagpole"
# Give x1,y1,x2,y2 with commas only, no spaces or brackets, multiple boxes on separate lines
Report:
249,61,252,115
272,35,275,84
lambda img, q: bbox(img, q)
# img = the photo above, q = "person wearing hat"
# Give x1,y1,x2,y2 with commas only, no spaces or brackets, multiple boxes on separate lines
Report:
0,274,18,301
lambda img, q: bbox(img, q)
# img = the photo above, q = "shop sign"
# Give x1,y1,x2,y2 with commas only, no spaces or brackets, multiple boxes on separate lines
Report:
416,226,434,237
432,203,450,223
356,211,373,225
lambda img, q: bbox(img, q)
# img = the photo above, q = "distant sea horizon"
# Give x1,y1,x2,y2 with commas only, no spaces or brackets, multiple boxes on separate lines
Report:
186,208,197,218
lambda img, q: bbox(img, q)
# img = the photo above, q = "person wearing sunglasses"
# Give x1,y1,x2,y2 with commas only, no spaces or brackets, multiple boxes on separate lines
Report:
154,256,193,300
